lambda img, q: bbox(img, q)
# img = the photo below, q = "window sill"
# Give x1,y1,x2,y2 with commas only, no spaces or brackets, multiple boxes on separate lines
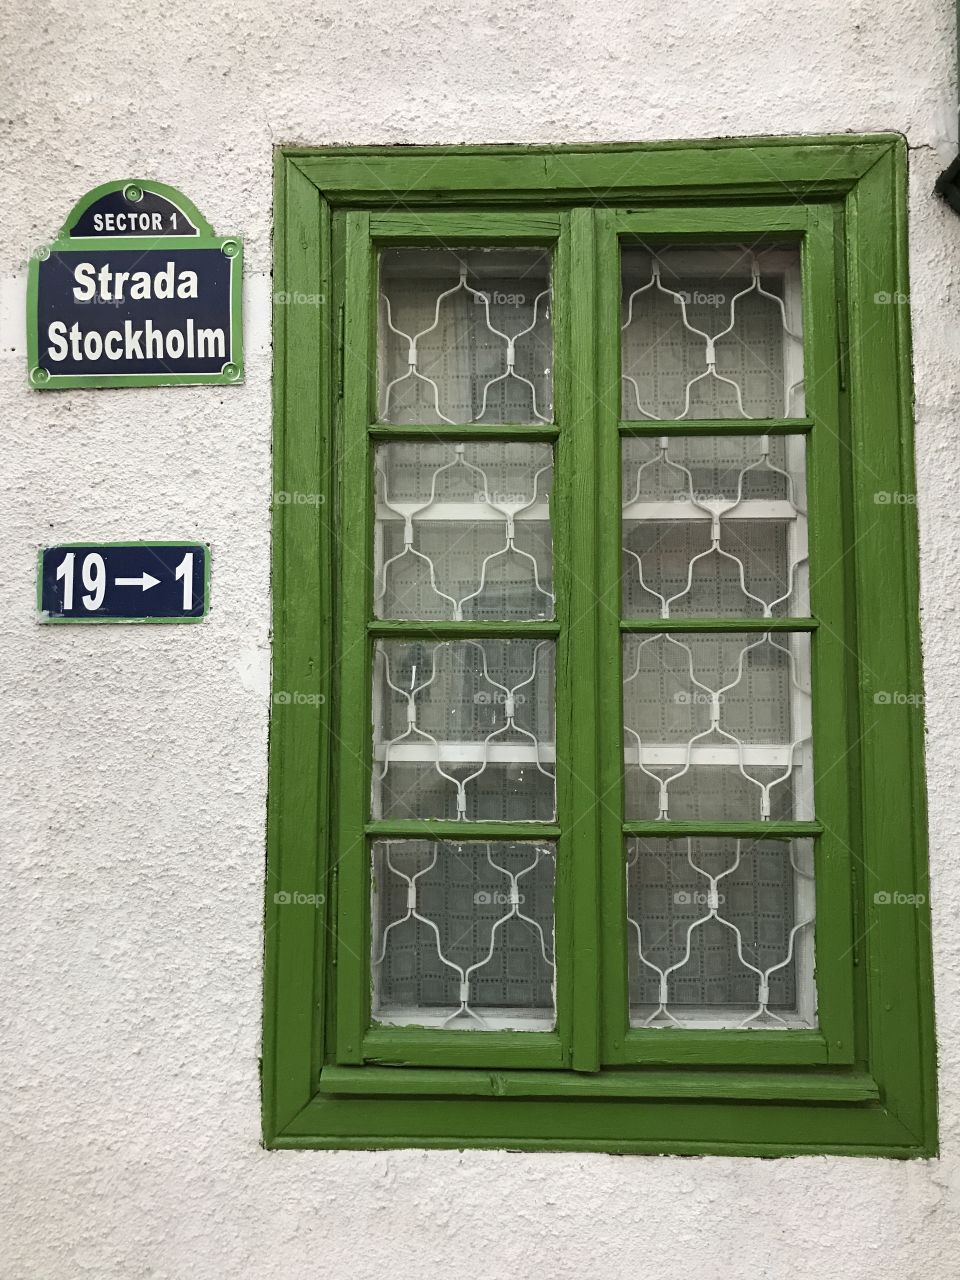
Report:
318,1064,879,1103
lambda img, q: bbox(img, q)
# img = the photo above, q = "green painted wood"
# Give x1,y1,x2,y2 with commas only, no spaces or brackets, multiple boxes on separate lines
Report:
370,422,560,441
363,1029,565,1069
318,1064,879,1101
557,209,602,1073
619,418,814,436
277,1092,924,1157
621,1027,830,1066
800,202,858,1065
322,212,348,1065
368,620,559,639
262,158,330,1142
622,821,822,838
844,141,937,1148
889,144,939,1151
290,138,894,207
620,618,819,632
365,820,562,840
594,211,630,1066
613,207,813,235
370,211,561,241
333,211,376,1064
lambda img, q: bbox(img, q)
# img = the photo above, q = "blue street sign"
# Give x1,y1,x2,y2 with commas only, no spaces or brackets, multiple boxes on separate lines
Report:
38,543,209,623
35,248,236,378
28,180,243,389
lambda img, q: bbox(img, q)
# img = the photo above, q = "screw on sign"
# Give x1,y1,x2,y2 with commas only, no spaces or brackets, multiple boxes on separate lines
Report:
38,544,209,623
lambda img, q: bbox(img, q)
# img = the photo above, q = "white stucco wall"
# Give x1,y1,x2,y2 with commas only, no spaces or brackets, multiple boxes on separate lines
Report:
2,1,960,1276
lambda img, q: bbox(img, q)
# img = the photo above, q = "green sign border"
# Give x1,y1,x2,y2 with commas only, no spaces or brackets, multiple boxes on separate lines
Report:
27,179,243,390
36,541,211,625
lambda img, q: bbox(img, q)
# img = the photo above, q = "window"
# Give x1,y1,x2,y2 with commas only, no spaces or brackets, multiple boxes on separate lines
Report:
265,138,936,1155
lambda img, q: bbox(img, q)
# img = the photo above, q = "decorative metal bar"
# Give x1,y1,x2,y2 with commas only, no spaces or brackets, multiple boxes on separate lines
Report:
620,248,804,422
371,839,557,1030
625,837,816,1030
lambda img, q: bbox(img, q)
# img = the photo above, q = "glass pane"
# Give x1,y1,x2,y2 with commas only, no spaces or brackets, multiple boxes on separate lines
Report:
371,839,556,1030
621,245,804,420
626,837,816,1029
375,441,553,621
372,639,556,821
379,248,552,424
622,632,813,821
622,434,808,617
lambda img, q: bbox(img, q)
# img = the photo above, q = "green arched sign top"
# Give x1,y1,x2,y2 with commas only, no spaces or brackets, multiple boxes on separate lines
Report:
59,179,217,241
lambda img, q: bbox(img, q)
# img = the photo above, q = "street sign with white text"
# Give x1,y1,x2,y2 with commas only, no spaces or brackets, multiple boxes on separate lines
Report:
38,543,209,623
28,180,242,389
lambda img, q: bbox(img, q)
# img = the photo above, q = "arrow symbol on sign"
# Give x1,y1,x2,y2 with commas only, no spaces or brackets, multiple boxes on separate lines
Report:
114,572,160,591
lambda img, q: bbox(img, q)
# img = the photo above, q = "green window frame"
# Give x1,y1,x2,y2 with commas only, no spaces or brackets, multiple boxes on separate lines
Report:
264,136,937,1156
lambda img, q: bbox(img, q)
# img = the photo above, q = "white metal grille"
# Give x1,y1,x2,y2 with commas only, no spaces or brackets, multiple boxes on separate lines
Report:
366,240,817,1033
620,245,804,421
372,639,556,823
375,441,554,621
372,840,556,1029
618,244,815,1029
621,434,808,618
372,245,558,1036
626,837,816,1028
379,248,552,425
622,631,813,823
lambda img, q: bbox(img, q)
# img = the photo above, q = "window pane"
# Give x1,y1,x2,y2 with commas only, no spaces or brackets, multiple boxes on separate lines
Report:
375,441,553,620
372,639,556,821
622,434,808,617
626,837,816,1029
622,632,813,821
621,245,804,420
372,839,556,1030
379,248,552,424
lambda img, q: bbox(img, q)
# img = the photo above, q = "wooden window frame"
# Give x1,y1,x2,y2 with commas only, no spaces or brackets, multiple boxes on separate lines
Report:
264,137,937,1156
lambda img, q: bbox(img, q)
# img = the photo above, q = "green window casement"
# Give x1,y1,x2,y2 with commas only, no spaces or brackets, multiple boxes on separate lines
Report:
264,137,937,1155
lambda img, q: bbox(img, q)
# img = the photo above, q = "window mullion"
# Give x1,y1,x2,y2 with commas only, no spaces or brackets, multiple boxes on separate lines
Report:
593,211,632,1064
555,208,607,1072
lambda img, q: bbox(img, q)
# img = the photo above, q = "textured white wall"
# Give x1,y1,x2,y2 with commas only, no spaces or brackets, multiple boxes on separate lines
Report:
2,1,960,1276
